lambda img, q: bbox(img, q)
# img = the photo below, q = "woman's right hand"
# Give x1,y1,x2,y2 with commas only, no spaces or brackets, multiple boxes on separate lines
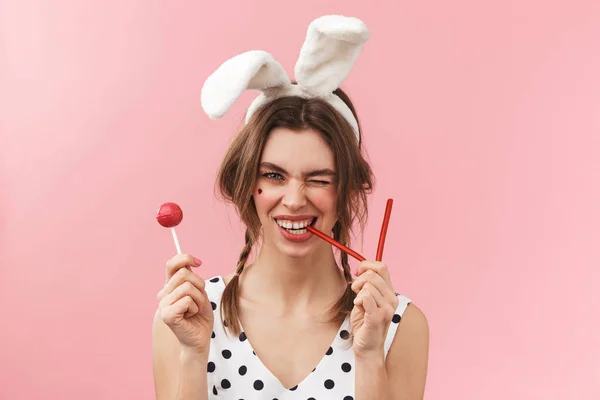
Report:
157,254,214,355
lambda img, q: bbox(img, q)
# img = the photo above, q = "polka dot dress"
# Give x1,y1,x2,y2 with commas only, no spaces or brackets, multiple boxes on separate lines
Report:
204,276,411,399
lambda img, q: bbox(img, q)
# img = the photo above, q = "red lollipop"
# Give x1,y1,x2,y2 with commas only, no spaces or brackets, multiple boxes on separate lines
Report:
156,202,183,254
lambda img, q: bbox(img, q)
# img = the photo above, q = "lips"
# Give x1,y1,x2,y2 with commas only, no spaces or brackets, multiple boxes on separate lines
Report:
273,215,317,242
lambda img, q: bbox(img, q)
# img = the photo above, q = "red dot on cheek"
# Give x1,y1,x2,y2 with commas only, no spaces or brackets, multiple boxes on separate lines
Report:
258,188,263,194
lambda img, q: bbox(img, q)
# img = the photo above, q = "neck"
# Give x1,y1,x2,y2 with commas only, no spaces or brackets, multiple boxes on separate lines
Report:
241,240,347,314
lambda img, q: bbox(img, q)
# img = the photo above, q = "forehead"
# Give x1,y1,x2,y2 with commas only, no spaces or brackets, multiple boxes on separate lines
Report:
260,127,335,170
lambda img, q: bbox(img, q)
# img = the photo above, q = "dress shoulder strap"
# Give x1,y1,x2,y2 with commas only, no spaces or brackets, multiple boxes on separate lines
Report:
384,294,412,357
204,276,226,304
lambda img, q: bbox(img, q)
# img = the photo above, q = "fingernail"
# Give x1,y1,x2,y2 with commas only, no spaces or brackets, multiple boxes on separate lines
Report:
193,257,202,266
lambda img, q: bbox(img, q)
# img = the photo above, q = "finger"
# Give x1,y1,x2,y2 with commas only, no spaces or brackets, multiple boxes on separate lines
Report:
361,291,378,315
355,261,392,288
160,281,207,315
362,282,386,308
161,296,196,326
159,267,206,301
353,290,364,307
362,283,397,322
351,270,397,306
165,253,202,282
353,282,383,308
183,295,200,318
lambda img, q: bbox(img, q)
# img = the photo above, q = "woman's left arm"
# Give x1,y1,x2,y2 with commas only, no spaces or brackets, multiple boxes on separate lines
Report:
383,303,429,399
352,262,429,400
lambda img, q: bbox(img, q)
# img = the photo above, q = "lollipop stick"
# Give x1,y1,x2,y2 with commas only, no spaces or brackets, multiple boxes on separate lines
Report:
375,199,393,261
306,225,366,262
171,227,182,254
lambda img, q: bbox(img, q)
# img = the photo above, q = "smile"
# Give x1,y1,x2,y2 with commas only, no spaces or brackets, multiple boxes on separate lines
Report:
274,217,317,236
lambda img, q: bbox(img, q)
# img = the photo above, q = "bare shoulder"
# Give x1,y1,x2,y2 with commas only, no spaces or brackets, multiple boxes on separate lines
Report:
388,303,429,358
385,303,429,399
398,303,429,336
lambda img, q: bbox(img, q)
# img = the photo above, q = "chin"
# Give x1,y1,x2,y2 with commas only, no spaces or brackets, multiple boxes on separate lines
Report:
276,244,312,260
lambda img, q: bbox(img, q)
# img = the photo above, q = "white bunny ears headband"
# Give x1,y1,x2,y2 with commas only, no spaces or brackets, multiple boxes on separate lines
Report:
200,15,370,142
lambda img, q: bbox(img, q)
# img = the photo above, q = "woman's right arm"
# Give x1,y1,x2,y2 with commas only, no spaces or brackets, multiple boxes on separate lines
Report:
152,310,209,400
152,254,214,400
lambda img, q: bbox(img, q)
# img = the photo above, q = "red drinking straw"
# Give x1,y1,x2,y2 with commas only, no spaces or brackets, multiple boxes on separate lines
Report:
306,225,366,262
375,199,393,261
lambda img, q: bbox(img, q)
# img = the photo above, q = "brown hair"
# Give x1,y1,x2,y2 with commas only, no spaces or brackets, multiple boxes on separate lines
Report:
216,87,374,335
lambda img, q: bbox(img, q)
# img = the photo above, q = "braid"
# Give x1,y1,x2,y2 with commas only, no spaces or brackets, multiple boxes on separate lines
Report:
340,251,354,284
235,229,253,274
220,229,253,336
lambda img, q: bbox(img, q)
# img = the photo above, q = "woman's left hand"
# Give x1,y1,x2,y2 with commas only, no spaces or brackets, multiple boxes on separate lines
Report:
350,261,399,357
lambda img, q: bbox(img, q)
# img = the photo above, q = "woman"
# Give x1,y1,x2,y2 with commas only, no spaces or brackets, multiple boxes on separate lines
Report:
153,15,429,400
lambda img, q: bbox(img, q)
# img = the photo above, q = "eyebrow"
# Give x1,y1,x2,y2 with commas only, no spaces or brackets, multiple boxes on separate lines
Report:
259,162,336,178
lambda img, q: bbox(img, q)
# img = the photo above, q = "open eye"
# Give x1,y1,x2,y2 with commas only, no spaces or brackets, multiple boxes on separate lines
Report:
262,172,284,181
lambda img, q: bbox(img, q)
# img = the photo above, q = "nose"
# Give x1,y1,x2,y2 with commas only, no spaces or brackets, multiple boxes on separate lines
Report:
281,181,307,211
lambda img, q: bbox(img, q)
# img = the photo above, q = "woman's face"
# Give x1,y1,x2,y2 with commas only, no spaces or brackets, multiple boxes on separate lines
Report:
254,127,338,259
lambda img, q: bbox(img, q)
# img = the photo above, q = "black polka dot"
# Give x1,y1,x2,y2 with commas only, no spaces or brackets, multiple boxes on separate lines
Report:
238,365,247,375
253,380,264,390
212,385,217,395
312,367,316,372
211,301,217,310
221,379,231,389
343,397,354,400
324,379,335,389
308,398,316,400
326,347,333,355
239,332,247,341
223,320,228,327
392,314,401,323
211,331,215,339
340,330,350,339
289,385,298,391
222,349,232,359
341,362,352,372
252,350,256,356
207,361,215,373
210,277,220,283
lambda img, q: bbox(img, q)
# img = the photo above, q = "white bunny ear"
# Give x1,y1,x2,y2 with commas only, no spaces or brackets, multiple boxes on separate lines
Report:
201,50,291,119
294,15,370,97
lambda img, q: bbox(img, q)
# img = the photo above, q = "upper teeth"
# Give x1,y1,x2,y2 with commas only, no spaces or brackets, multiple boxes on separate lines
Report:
276,219,312,229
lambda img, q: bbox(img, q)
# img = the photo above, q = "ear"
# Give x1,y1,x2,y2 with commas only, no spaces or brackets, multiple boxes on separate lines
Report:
201,50,292,119
294,15,370,97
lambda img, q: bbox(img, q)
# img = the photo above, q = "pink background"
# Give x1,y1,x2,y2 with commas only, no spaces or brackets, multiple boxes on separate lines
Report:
2,0,599,398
